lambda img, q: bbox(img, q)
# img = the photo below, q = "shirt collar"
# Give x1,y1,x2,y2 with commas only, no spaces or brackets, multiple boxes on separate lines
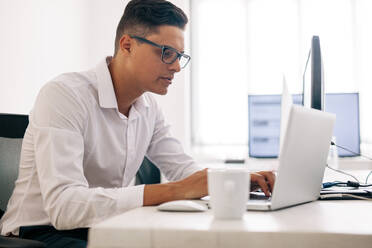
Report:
95,56,150,111
96,57,118,109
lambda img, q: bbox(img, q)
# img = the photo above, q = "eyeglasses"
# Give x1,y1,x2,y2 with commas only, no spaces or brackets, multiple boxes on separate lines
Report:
130,35,191,69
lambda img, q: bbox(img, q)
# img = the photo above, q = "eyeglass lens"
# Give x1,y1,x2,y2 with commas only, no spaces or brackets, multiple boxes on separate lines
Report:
162,48,189,68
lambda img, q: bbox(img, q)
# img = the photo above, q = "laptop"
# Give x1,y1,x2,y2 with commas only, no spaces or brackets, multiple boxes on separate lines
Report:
246,104,336,211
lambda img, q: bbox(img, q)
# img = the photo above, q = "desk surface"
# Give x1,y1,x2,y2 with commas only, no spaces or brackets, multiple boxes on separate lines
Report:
88,200,372,248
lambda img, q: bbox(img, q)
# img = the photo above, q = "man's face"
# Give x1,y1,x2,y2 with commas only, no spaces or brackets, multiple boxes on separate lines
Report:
129,25,185,95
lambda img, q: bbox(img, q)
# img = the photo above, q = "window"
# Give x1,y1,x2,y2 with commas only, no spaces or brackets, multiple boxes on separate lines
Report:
191,0,372,157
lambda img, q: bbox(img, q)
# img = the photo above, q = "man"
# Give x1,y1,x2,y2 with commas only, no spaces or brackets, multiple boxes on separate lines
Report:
0,0,275,247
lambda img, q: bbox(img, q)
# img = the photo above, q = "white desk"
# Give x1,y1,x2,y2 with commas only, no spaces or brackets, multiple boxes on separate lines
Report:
88,200,372,248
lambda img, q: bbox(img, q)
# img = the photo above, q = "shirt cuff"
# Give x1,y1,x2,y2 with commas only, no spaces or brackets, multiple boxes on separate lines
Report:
117,184,145,210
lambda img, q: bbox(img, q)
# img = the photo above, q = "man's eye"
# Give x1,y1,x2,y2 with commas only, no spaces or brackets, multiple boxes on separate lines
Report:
163,49,174,58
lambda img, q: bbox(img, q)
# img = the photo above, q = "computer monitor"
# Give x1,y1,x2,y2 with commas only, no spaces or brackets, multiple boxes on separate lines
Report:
303,36,324,110
248,93,360,157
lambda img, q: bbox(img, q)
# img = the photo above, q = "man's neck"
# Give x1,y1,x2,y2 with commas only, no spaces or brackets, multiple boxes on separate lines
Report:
108,57,144,117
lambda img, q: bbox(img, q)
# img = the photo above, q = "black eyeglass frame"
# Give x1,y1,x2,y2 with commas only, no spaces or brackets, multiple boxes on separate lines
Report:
130,35,191,69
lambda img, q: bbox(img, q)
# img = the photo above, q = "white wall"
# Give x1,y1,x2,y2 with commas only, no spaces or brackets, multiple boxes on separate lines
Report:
0,0,191,150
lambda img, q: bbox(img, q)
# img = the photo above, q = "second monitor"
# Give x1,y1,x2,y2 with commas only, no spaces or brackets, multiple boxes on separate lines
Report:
248,93,360,158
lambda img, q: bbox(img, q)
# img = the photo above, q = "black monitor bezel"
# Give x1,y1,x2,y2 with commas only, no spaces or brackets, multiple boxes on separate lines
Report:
302,36,324,111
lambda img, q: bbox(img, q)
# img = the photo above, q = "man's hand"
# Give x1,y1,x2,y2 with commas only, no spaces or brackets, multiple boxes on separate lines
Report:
178,169,276,198
179,169,275,198
143,169,275,206
250,171,276,196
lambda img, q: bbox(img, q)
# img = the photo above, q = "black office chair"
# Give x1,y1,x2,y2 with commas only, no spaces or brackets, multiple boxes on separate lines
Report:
0,114,46,247
135,157,161,185
0,113,160,247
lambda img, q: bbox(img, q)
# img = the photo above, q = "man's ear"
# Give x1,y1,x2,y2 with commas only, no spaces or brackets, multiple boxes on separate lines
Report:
119,34,132,55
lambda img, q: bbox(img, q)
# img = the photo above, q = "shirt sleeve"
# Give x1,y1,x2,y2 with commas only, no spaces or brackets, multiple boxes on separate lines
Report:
31,82,144,230
145,96,203,182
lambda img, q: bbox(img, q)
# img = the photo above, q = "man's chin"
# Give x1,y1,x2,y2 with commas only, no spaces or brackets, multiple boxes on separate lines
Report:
150,88,168,95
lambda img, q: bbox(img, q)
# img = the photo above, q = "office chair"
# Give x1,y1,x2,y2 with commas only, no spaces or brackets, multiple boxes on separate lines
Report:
0,113,160,247
135,157,161,185
0,114,46,247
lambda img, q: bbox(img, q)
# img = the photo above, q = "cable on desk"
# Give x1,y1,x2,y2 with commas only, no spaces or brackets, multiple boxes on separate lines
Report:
322,180,372,189
366,171,372,184
326,164,360,183
330,141,372,184
320,193,372,201
331,141,372,160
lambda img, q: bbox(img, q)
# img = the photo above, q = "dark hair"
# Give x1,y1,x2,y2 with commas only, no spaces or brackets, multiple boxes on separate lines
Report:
114,0,188,56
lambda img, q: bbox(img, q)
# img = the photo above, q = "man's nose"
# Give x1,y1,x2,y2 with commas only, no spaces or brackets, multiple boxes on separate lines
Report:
168,58,181,72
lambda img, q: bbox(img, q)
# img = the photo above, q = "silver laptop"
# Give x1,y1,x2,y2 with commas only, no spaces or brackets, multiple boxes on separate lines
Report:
246,105,335,211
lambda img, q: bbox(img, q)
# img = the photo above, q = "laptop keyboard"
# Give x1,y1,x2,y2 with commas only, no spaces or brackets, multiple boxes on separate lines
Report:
250,192,271,201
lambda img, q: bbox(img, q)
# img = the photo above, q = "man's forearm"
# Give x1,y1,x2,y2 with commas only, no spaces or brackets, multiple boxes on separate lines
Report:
142,169,276,206
143,169,208,206
143,182,184,206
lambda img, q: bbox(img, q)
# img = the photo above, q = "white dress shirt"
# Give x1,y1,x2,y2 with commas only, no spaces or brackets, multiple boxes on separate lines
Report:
0,57,202,235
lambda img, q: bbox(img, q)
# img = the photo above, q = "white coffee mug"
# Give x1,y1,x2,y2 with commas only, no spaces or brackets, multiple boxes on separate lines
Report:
208,168,250,219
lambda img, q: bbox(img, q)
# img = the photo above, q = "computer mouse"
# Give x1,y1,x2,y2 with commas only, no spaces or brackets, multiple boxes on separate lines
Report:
157,200,208,212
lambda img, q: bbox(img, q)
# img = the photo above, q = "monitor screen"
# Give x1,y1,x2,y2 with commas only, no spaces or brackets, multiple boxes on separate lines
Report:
248,93,360,157
325,93,360,156
248,94,302,158
303,36,324,111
